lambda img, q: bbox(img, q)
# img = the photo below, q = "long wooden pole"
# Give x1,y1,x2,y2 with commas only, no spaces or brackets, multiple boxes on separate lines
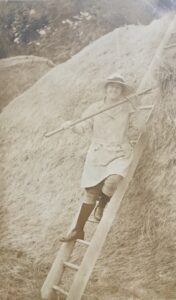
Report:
44,87,155,137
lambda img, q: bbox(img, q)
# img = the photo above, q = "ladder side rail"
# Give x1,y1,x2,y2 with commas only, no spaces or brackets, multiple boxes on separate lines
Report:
41,209,81,300
136,14,176,95
41,243,75,300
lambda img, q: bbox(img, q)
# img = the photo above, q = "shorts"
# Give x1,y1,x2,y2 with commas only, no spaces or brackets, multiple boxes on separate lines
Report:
84,174,122,205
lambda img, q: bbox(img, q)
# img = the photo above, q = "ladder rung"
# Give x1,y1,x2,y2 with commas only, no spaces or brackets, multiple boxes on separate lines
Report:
76,239,90,246
130,139,138,144
87,218,99,224
139,105,154,110
165,43,176,49
64,261,79,271
53,285,68,296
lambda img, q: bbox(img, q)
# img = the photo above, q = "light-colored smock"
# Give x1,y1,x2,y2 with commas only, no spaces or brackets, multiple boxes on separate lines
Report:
75,100,135,188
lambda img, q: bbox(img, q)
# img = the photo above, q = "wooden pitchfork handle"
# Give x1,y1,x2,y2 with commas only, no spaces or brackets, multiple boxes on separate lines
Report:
44,86,156,138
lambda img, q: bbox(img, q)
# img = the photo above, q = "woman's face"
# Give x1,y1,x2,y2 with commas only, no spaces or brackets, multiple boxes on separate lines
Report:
105,83,123,104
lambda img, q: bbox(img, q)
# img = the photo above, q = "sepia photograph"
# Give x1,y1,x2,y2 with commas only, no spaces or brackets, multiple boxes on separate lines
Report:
0,1,176,299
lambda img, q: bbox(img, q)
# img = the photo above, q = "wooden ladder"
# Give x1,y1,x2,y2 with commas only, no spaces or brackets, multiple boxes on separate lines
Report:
41,15,176,300
41,126,149,300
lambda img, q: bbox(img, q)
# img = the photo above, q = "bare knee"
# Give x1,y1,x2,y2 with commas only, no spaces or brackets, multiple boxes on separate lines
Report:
102,174,122,197
83,186,101,205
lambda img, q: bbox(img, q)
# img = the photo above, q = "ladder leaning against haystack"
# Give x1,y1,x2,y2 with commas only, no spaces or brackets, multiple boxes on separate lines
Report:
41,15,176,300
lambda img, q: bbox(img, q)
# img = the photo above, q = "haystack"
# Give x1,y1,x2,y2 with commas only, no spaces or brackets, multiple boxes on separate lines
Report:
0,13,176,300
0,55,54,111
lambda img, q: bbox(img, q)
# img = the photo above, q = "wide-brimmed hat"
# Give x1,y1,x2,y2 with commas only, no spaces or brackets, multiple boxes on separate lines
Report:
105,73,134,96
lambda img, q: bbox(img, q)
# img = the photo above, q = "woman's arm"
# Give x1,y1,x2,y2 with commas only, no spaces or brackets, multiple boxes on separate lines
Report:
127,101,147,132
62,104,94,135
72,118,93,135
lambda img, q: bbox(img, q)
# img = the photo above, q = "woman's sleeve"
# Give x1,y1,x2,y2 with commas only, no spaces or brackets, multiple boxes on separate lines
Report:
127,100,136,114
127,101,146,131
72,106,94,135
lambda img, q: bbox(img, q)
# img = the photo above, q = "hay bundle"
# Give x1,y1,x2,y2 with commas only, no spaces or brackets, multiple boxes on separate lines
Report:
0,55,54,111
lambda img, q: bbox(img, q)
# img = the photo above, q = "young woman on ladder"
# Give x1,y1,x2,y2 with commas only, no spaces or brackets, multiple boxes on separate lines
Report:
60,73,138,242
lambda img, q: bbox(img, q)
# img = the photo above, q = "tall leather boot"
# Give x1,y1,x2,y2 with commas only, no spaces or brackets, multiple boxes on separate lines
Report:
60,203,95,242
94,193,110,221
